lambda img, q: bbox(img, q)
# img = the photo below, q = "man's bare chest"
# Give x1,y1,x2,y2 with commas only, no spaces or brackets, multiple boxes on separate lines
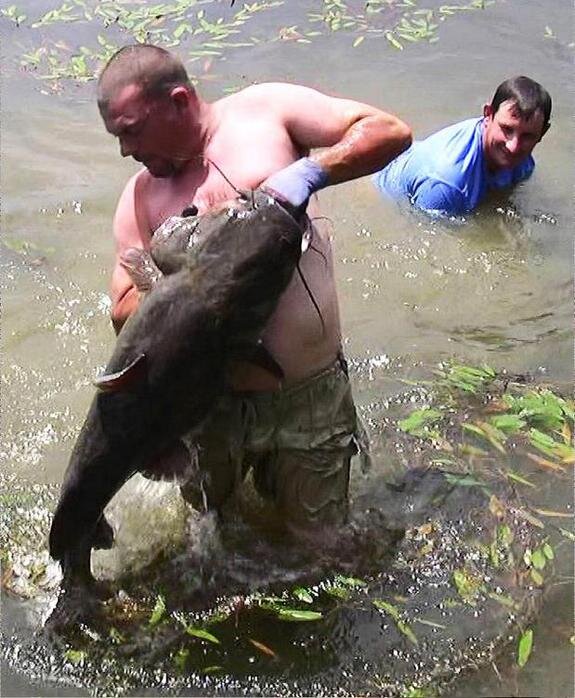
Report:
144,125,302,231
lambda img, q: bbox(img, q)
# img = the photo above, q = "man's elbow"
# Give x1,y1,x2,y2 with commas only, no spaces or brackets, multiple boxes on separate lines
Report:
110,304,128,335
389,118,412,159
110,286,139,335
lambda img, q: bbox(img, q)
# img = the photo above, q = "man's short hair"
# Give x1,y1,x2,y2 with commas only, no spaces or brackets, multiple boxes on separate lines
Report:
490,76,552,129
97,44,192,107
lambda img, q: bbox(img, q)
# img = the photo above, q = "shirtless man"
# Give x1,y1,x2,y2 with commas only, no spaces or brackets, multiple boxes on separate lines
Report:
97,44,411,536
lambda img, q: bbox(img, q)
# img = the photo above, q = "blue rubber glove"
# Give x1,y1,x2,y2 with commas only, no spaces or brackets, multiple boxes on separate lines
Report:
261,157,329,209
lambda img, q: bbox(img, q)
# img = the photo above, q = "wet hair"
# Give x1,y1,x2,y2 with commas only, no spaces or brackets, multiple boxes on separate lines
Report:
490,76,551,130
97,44,192,108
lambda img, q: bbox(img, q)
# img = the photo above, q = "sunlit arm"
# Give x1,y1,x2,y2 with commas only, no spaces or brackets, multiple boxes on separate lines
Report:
275,84,412,185
312,109,413,185
109,172,149,334
110,267,140,334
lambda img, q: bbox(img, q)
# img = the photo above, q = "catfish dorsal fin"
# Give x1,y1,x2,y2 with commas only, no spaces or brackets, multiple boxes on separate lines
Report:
94,353,147,392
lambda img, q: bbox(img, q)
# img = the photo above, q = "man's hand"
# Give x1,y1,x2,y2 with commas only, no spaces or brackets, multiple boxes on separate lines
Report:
119,247,162,292
261,157,328,210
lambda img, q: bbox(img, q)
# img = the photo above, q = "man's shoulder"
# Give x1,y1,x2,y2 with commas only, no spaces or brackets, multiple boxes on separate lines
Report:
218,82,303,107
117,168,149,202
414,117,482,181
419,118,481,160
424,117,479,140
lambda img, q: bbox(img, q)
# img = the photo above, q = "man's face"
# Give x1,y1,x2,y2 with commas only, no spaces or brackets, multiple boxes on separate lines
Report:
100,83,191,178
482,100,546,173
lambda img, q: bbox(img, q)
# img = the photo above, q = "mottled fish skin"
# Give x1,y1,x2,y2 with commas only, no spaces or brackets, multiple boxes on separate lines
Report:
48,190,304,604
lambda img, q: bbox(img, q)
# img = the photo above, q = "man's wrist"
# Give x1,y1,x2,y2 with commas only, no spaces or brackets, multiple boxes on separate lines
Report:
262,157,329,209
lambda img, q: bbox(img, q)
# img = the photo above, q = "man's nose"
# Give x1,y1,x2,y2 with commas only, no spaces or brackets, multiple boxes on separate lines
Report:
119,138,136,158
505,135,520,154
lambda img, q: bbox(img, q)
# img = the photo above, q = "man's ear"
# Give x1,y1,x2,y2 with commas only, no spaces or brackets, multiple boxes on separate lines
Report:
539,122,550,141
483,103,494,120
169,85,191,110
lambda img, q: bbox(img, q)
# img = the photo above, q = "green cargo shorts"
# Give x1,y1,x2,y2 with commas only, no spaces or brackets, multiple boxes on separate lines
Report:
181,354,369,529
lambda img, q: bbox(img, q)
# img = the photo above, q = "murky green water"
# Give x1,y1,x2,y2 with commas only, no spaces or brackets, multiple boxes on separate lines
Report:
1,1,573,696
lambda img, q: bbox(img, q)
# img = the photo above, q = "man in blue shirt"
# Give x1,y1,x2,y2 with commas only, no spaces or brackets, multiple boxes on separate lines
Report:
373,76,551,216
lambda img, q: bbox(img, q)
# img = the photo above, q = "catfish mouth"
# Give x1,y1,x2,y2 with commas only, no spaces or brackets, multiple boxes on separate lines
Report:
190,187,304,225
204,192,254,218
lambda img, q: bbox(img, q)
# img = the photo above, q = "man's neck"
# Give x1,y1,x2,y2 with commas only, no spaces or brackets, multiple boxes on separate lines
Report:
192,98,217,156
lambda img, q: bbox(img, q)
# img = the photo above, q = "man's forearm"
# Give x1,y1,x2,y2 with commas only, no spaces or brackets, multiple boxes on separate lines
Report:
311,112,412,185
261,110,412,210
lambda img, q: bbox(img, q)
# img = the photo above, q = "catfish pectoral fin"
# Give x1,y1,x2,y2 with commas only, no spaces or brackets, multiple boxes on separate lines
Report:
94,354,147,392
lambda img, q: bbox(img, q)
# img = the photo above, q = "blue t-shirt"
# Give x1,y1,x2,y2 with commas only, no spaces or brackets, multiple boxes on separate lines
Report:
373,117,535,215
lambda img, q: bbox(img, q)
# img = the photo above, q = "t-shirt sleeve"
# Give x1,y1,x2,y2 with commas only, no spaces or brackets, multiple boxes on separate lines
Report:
411,179,467,216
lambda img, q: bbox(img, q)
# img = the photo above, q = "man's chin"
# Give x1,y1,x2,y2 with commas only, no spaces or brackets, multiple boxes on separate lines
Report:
489,153,518,173
145,163,175,178
496,149,527,171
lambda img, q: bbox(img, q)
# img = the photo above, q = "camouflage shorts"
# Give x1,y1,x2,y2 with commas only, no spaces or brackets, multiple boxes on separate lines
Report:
181,354,370,529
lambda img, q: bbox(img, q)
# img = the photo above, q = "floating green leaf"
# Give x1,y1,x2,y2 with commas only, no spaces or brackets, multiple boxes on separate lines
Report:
558,527,575,542
292,586,314,603
334,574,367,588
488,413,526,434
487,591,517,609
452,568,483,605
1,4,27,25
438,363,496,394
109,627,125,644
373,600,417,644
373,599,400,620
402,686,438,698
497,524,513,547
65,649,87,665
277,608,323,622
173,647,189,671
506,471,536,488
463,421,507,453
504,389,574,432
443,472,485,488
414,617,447,630
542,542,554,560
529,428,575,463
517,628,533,667
201,664,223,674
148,594,166,627
397,619,419,645
530,548,546,571
325,585,351,600
385,31,404,50
183,626,220,644
399,408,442,437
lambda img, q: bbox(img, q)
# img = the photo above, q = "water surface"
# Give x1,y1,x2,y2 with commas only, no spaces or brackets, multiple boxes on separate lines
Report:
1,1,573,696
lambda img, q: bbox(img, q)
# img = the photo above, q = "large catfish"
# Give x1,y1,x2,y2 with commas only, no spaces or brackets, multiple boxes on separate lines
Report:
48,189,304,603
